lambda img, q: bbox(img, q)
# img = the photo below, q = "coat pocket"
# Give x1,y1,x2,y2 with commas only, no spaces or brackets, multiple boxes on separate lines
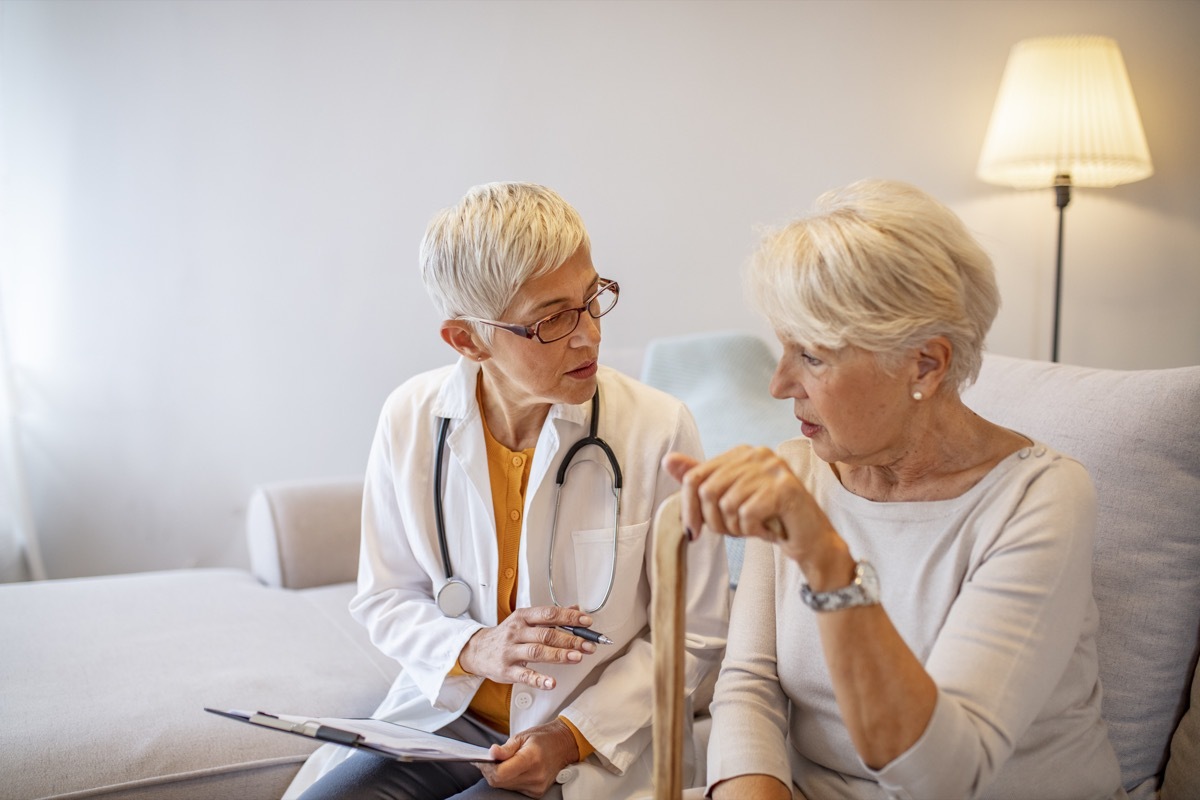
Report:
569,520,650,629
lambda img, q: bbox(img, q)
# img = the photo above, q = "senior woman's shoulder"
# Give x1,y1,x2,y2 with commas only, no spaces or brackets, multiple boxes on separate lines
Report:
1011,440,1095,495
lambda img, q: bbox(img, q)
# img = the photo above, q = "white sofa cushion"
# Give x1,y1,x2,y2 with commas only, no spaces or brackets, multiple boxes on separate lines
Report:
962,354,1200,799
0,569,397,800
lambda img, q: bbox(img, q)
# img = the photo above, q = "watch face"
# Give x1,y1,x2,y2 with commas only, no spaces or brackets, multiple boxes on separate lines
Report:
855,561,880,599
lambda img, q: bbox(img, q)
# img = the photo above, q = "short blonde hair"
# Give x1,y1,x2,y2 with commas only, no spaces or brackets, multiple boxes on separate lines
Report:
747,179,1000,390
420,183,590,341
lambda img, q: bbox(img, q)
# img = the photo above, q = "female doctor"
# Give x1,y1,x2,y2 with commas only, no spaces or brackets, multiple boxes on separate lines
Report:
291,182,729,800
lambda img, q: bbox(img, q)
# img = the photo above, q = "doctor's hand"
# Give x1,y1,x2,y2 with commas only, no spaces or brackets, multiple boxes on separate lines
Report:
664,448,843,571
478,718,579,798
458,606,597,691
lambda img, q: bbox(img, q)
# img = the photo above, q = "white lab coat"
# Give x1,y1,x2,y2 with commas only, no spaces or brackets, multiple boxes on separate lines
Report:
285,359,729,799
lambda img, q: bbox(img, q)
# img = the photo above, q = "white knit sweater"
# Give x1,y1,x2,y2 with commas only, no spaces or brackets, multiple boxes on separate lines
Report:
706,438,1124,800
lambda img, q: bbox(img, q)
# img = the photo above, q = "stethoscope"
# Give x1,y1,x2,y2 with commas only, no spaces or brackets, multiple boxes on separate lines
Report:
433,389,623,618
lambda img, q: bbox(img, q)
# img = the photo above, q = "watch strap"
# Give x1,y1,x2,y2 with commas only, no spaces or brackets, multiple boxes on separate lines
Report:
800,560,880,612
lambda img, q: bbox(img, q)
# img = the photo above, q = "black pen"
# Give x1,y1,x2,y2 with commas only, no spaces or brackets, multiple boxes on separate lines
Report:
558,625,614,645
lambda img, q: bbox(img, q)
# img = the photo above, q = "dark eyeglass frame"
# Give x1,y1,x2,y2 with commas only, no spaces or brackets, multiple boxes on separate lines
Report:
460,278,620,344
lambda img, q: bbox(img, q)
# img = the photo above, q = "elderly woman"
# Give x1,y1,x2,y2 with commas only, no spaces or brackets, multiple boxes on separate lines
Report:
666,180,1123,799
292,183,728,800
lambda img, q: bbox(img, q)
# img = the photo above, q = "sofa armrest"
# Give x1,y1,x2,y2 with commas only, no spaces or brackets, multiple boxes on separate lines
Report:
246,477,364,589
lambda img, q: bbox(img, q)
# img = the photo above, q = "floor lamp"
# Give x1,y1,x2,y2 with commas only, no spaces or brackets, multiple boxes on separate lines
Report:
977,35,1153,363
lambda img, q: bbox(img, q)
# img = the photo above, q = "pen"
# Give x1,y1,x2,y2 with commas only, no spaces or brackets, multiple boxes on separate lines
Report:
558,625,614,645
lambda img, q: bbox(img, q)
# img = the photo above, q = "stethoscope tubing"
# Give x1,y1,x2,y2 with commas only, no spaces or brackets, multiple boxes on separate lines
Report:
548,391,622,614
434,415,454,580
432,388,622,617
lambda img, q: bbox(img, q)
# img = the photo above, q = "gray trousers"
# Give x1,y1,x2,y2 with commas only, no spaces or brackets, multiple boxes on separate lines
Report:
296,714,565,800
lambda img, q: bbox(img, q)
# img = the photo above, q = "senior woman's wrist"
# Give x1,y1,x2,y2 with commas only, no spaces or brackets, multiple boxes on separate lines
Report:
712,774,791,800
795,537,857,593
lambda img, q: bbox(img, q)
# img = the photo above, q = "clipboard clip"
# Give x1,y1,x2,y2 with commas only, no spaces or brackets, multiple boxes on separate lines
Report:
314,724,363,746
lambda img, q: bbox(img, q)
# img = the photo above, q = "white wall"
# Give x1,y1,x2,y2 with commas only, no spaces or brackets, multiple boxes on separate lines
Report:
2,0,1197,579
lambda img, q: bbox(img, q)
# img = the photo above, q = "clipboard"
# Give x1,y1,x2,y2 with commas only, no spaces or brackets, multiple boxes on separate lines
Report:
204,708,497,762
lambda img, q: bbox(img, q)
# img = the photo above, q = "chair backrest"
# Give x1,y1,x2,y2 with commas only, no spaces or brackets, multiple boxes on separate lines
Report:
641,331,797,586
962,353,1200,798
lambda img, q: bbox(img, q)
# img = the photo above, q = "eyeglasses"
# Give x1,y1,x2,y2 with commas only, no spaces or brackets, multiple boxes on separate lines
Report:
461,278,620,344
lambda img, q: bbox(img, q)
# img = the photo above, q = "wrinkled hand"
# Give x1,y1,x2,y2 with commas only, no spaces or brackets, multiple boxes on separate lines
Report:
479,719,580,798
458,606,597,691
663,446,839,568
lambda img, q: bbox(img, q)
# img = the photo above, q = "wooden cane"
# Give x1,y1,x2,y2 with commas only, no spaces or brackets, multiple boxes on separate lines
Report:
651,492,687,800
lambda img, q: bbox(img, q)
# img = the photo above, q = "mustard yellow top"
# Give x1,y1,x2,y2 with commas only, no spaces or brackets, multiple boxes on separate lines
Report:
449,378,594,762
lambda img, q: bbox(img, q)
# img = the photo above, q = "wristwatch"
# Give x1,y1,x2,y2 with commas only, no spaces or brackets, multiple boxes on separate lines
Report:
800,560,880,612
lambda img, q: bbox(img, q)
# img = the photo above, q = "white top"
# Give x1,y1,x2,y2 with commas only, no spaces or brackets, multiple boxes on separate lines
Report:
707,437,1123,800
286,359,729,800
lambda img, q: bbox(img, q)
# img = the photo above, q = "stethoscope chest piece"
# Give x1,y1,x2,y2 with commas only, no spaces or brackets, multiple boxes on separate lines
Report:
437,578,472,617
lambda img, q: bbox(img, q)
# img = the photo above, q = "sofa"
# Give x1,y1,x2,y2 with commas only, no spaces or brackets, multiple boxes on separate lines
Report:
1,332,1197,800
0,479,386,800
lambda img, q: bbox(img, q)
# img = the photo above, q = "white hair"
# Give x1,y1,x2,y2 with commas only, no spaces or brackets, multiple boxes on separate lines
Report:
746,179,1000,390
420,182,590,342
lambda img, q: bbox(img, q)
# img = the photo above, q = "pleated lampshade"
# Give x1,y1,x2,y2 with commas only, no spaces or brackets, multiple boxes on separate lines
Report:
978,35,1153,190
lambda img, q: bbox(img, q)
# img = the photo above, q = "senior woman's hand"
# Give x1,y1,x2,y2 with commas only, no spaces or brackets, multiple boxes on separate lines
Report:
663,448,851,586
458,605,597,691
666,448,940,770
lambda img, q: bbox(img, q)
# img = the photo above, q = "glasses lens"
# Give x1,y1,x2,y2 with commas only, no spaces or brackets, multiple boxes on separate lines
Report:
536,309,582,343
534,281,619,343
588,282,619,318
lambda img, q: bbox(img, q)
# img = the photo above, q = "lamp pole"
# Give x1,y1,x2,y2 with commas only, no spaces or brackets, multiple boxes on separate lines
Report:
1051,174,1072,363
